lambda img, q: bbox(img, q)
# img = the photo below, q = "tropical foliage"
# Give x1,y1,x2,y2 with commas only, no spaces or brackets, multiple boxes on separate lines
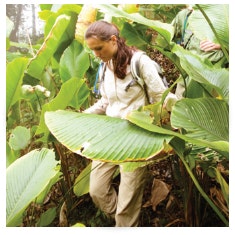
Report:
6,4,229,226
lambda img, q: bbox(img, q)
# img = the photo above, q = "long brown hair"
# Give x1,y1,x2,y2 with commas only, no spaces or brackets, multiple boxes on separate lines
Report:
85,20,136,79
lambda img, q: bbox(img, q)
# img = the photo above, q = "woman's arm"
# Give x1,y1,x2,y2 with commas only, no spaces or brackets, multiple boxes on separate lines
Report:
83,95,109,115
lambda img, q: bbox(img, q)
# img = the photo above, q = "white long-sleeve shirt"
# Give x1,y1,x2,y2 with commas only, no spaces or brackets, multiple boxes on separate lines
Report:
85,52,178,118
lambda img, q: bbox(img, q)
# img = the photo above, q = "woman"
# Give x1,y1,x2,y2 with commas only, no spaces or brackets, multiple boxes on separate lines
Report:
84,20,177,227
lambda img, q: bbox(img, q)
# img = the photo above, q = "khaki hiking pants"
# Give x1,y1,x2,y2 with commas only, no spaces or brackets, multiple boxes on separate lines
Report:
89,160,148,227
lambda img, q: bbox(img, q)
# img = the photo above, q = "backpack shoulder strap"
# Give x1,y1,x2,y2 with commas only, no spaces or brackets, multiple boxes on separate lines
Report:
128,51,169,104
130,51,168,87
130,51,151,103
93,62,106,98
130,51,146,88
181,9,193,47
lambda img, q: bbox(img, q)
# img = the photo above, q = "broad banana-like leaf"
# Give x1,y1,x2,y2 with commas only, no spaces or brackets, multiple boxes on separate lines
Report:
190,4,229,49
126,108,228,157
6,148,60,227
45,110,173,162
36,78,89,141
27,14,72,79
172,44,229,101
59,40,90,83
35,170,62,204
6,57,29,114
171,98,228,142
96,4,174,43
186,79,205,98
121,22,151,50
40,5,79,29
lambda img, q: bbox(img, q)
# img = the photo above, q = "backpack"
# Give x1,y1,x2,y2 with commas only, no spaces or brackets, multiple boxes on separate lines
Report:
93,51,168,103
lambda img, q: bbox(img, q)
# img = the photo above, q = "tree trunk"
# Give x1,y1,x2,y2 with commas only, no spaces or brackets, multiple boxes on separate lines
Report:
31,4,36,43
9,4,23,42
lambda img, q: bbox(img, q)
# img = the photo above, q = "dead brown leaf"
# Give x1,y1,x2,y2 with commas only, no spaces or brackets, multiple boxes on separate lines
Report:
59,201,68,227
210,186,229,217
143,178,171,211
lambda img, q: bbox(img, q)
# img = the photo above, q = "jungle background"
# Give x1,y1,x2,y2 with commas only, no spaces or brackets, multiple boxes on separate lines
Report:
6,3,229,228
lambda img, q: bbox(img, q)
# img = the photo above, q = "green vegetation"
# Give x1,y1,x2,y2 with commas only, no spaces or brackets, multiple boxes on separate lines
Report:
6,4,229,227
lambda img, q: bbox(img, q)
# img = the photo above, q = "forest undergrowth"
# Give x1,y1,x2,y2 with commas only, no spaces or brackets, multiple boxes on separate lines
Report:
22,48,225,227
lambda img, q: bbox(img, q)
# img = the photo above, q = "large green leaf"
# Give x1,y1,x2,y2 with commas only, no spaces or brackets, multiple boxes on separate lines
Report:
39,5,81,33
171,98,228,142
59,40,90,83
27,14,72,79
45,110,173,162
190,4,229,49
126,108,228,157
6,148,60,226
96,4,174,43
120,22,150,50
172,44,229,101
36,78,89,140
6,57,29,114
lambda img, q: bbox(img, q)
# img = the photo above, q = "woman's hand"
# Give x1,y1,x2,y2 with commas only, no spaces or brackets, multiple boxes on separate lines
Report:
200,40,221,52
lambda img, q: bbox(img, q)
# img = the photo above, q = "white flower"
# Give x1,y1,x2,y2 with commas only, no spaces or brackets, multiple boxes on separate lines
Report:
21,85,34,95
44,90,51,97
35,85,46,93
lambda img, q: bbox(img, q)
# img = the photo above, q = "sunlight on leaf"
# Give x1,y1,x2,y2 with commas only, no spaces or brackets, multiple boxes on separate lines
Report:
45,110,173,162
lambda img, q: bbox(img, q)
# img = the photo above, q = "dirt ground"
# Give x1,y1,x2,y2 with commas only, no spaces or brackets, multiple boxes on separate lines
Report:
23,147,225,227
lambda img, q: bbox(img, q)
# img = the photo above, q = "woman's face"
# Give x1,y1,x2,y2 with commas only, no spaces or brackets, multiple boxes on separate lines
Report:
86,35,118,62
